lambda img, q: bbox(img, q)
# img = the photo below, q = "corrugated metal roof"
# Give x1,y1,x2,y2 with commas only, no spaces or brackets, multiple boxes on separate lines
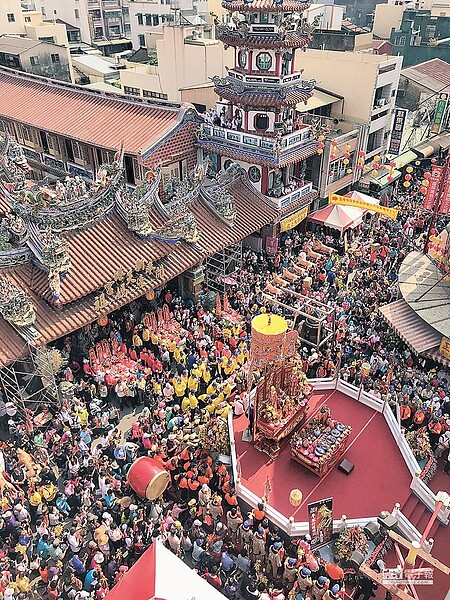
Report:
378,299,442,354
401,58,450,93
0,68,181,154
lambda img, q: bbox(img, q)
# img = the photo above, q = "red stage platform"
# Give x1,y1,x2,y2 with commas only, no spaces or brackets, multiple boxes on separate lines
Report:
234,389,413,522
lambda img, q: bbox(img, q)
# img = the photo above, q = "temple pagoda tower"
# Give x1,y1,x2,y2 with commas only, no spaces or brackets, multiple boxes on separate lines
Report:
199,0,319,211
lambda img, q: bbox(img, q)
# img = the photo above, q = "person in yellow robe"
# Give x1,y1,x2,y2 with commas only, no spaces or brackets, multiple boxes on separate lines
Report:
173,376,186,398
181,391,198,413
223,358,236,377
188,373,200,392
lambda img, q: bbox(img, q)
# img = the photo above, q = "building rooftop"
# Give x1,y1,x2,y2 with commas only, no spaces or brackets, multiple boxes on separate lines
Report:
0,67,183,155
401,58,450,92
0,35,42,55
341,19,371,33
72,54,118,75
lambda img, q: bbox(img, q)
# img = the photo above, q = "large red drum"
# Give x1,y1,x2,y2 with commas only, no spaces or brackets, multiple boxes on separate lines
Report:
127,457,170,500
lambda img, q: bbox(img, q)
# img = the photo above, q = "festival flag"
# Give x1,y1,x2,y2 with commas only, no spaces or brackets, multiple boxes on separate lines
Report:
423,166,443,211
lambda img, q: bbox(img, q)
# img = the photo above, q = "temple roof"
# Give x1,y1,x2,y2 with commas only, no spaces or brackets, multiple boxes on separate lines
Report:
217,29,312,50
214,85,313,108
0,67,184,156
0,153,300,363
222,0,310,13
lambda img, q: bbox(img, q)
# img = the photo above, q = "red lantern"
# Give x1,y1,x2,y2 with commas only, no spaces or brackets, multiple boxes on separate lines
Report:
387,176,393,182
330,154,337,160
357,165,363,171
424,172,431,180
389,161,396,168
331,139,337,146
420,186,428,195
318,141,324,149
431,158,437,164
344,152,350,159
98,316,108,327
359,150,365,157
404,173,412,181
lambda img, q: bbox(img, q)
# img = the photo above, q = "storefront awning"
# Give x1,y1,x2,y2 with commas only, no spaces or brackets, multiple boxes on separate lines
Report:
412,133,450,158
296,89,342,113
392,149,418,167
378,299,442,354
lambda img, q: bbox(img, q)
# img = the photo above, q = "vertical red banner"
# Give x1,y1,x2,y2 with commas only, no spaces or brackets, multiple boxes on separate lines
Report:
439,177,450,215
423,166,443,211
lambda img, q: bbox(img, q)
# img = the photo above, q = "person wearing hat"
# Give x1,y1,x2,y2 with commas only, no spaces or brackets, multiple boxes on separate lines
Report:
266,539,284,580
311,575,329,600
251,526,266,564
297,567,313,596
239,519,253,552
325,555,344,589
282,556,298,590
323,583,341,600
226,506,243,545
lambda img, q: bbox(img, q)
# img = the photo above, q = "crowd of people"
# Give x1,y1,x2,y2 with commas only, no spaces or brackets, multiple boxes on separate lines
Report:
0,187,448,600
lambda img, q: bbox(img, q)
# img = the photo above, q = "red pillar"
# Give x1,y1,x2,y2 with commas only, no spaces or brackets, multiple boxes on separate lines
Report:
291,49,296,74
244,111,249,131
275,52,281,76
261,166,269,194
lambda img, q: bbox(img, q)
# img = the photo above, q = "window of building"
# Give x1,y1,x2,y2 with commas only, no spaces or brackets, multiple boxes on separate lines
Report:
238,50,247,68
25,16,31,23
425,25,436,39
138,34,145,46
256,52,272,71
39,36,55,43
137,13,143,25
254,113,269,131
260,12,269,23
94,27,104,38
124,86,140,96
22,125,32,142
143,89,168,100
125,23,131,32
395,36,406,46
123,7,129,16
109,25,121,36
51,53,60,63
145,13,152,25
47,134,61,154
153,15,159,25
7,13,15,23
30,56,40,66
74,8,80,19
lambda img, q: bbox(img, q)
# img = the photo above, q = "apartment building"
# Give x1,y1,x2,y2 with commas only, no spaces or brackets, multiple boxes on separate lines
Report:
298,49,403,159
39,0,132,54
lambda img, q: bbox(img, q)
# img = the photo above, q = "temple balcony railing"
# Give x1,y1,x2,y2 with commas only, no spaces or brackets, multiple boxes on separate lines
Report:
200,123,314,160
267,181,313,210
227,68,304,89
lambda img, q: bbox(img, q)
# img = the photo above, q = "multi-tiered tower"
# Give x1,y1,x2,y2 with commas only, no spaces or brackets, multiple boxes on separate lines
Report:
199,0,318,211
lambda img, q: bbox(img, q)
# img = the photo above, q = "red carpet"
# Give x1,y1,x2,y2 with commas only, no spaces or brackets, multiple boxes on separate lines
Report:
234,390,412,521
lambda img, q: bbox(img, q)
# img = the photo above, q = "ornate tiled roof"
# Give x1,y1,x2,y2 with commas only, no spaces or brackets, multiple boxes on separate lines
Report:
217,28,312,50
214,84,313,108
222,0,310,13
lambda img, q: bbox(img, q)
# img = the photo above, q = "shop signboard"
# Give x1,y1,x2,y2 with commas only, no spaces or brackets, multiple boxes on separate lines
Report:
431,93,449,134
308,497,333,549
439,337,450,361
388,108,408,155
329,194,398,219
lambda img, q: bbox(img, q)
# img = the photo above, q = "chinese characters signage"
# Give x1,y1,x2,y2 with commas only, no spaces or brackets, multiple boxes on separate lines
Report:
94,258,166,312
308,497,333,549
382,567,433,585
388,108,408,155
423,166,443,211
329,193,398,219
439,337,450,361
431,93,449,134
279,206,309,233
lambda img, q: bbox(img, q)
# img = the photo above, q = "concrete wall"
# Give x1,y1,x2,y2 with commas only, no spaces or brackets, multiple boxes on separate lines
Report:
120,62,164,94
373,4,405,39
0,0,25,34
21,43,72,81
305,3,345,30
40,0,92,44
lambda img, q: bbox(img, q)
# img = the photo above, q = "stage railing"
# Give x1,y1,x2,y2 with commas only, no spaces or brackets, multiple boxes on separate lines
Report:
227,376,447,533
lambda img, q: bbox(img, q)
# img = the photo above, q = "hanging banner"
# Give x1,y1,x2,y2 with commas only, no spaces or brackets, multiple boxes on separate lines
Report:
439,337,450,360
308,497,333,549
439,177,450,215
431,93,449,134
329,193,398,219
423,166,443,211
265,236,279,255
388,108,408,155
279,206,309,233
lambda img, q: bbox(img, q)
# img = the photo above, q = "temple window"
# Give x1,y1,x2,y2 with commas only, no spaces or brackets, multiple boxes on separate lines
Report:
256,52,272,71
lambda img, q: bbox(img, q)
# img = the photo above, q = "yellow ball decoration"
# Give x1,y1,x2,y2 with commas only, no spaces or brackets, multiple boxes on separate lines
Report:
403,181,411,188
374,155,381,162
318,135,325,142
406,166,413,173
346,168,353,174
345,144,351,152
343,158,349,165
317,148,323,154
415,161,421,166
289,489,303,507
422,179,429,187
372,169,378,176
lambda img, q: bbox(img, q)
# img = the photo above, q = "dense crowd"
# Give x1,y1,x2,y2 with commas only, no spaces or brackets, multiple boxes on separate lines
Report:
0,190,448,600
